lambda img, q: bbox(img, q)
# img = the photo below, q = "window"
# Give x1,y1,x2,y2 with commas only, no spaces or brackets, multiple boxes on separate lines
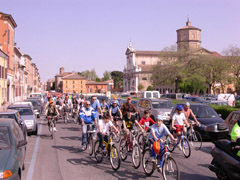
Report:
142,77,147,80
2,67,4,79
81,81,82,84
66,85,68,88
73,81,75,84
0,66,1,78
141,61,146,65
73,85,75,88
7,30,10,44
66,81,68,84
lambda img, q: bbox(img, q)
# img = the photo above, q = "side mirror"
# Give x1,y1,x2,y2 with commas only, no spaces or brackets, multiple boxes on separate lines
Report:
17,140,27,148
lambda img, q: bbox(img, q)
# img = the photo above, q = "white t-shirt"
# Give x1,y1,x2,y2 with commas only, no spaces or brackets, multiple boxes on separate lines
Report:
172,112,186,126
99,120,113,135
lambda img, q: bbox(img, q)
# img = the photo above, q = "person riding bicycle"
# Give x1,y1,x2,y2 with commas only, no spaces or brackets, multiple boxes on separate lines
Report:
171,105,190,150
183,102,200,125
45,100,59,132
147,115,176,170
72,97,79,118
121,97,137,116
90,96,102,120
122,110,142,141
139,110,155,133
110,97,120,108
79,100,97,150
97,113,119,152
100,99,109,115
109,100,122,127
230,118,240,158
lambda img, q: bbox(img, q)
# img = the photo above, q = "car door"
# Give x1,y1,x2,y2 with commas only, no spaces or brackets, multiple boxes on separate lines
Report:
227,112,240,131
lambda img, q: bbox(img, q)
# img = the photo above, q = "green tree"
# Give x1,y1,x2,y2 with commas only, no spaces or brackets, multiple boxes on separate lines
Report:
138,83,144,91
102,71,111,81
146,85,154,91
111,71,123,89
96,77,101,82
79,68,99,80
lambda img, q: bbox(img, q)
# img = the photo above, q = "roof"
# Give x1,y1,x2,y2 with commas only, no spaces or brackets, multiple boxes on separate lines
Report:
0,110,18,115
177,20,201,32
136,51,162,56
86,81,108,85
62,73,86,80
56,72,73,77
23,54,32,60
0,12,17,28
8,103,32,108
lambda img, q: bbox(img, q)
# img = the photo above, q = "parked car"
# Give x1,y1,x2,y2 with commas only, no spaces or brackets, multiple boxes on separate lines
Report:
171,103,224,137
0,110,28,140
185,96,207,104
29,92,44,103
7,104,38,135
160,93,183,100
225,111,240,133
216,93,235,107
24,99,42,118
207,100,229,106
131,99,139,108
137,98,174,124
139,91,160,99
201,94,217,101
0,118,27,180
96,96,109,103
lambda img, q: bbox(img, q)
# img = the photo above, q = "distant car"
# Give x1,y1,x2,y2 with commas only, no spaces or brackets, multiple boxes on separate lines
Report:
24,99,42,118
185,96,207,104
29,92,44,103
131,99,138,108
96,96,109,103
225,111,240,133
171,103,224,136
7,104,38,135
207,100,229,106
160,93,183,100
137,98,174,124
0,118,27,180
0,110,28,140
201,94,217,101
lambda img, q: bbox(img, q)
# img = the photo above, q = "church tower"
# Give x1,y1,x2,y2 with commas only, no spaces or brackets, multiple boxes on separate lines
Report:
176,19,201,51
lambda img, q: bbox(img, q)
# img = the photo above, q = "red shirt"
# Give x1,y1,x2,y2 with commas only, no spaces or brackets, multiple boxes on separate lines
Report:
139,117,155,130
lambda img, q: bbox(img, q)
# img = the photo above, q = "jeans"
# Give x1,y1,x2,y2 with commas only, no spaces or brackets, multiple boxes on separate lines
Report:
150,139,164,167
82,123,95,146
97,132,109,149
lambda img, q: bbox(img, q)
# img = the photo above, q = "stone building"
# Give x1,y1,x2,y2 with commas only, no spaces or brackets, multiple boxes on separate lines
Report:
86,80,113,93
0,49,8,104
55,67,74,92
62,73,86,93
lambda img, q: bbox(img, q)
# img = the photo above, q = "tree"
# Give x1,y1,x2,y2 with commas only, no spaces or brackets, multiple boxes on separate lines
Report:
102,71,111,81
146,86,154,91
111,71,123,89
138,83,144,91
96,77,101,82
79,68,98,80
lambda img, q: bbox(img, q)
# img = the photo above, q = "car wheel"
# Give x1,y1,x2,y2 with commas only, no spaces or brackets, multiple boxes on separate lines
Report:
33,125,38,135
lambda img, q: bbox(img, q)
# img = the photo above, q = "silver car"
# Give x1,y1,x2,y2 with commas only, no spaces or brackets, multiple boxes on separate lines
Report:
7,104,38,135
137,98,173,124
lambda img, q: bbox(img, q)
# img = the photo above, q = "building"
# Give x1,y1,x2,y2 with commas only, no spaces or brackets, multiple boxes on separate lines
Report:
0,12,17,102
86,80,113,93
123,19,233,94
0,49,8,104
62,73,86,93
55,67,74,92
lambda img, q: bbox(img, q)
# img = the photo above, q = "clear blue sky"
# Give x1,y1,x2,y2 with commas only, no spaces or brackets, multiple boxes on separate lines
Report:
2,0,240,82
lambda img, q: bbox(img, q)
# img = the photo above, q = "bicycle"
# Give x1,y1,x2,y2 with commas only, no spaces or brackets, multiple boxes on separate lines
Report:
111,116,122,143
142,139,180,180
138,129,151,152
94,127,121,171
47,115,57,139
187,122,202,151
82,123,96,156
167,127,191,158
119,129,141,169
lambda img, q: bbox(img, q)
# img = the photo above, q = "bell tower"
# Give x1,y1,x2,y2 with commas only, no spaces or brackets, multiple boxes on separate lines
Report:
176,19,201,51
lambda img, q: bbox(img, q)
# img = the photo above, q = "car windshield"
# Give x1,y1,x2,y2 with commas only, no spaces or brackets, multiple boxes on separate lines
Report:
0,114,16,120
30,94,41,98
27,101,38,107
152,101,173,109
0,127,11,149
8,107,33,116
191,106,218,118
131,101,138,107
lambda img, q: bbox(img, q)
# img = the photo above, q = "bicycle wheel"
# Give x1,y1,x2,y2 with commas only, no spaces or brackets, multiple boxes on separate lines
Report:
181,136,191,158
166,136,175,152
88,136,94,156
64,116,67,124
51,123,54,139
94,140,103,163
131,144,141,169
188,131,202,151
162,156,180,180
109,145,121,171
119,139,128,161
138,134,144,151
142,148,155,176
113,132,120,143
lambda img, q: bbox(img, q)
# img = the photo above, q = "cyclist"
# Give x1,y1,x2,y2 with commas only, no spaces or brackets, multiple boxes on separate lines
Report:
147,115,176,170
45,100,59,132
79,100,97,150
183,102,200,125
100,99,109,115
171,105,190,150
109,100,122,127
110,97,120,108
72,97,79,118
97,113,119,152
63,99,70,120
230,118,240,158
139,110,155,132
121,97,137,116
90,96,102,120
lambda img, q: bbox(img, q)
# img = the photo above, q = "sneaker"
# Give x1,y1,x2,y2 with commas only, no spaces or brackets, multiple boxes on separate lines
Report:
149,157,156,163
177,144,182,151
157,165,162,173
82,145,86,150
53,127,57,132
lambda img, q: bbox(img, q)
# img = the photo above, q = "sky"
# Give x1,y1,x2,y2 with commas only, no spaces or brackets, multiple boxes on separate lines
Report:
1,0,240,82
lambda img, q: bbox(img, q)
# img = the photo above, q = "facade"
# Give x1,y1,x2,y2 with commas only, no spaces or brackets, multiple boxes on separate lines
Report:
123,19,234,94
86,81,111,93
0,49,8,104
0,12,17,103
55,67,74,92
62,73,87,93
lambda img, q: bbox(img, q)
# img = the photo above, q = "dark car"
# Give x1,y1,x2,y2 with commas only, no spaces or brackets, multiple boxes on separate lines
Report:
0,118,27,180
0,110,28,140
131,99,138,108
185,97,207,104
96,96,109,103
171,103,224,136
24,98,42,118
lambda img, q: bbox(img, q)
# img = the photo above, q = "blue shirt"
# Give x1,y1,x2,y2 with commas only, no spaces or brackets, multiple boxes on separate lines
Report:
148,124,170,140
79,107,97,124
91,100,100,113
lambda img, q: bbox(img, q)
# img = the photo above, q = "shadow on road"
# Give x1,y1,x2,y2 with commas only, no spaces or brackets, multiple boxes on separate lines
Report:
61,127,81,131
39,134,53,140
181,172,217,180
52,145,81,153
60,136,81,141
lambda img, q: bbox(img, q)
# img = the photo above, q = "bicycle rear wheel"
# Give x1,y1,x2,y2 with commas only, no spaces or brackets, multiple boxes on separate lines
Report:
182,136,191,158
113,131,120,143
132,144,141,169
162,156,180,180
188,131,202,151
50,122,54,139
119,139,128,161
88,136,94,156
109,145,121,171
94,140,103,163
142,148,155,176
166,135,175,152
138,134,144,151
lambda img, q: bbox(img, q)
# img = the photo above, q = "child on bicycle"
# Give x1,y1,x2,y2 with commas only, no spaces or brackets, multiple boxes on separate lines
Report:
147,115,176,170
45,100,59,132
139,110,155,132
171,105,190,150
109,100,122,128
97,113,119,152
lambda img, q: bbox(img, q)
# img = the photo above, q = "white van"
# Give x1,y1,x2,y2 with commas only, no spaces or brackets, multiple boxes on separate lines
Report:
29,92,44,103
217,94,235,107
140,91,160,99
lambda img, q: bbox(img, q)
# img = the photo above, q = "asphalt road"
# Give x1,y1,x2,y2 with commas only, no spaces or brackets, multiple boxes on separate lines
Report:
21,115,218,180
